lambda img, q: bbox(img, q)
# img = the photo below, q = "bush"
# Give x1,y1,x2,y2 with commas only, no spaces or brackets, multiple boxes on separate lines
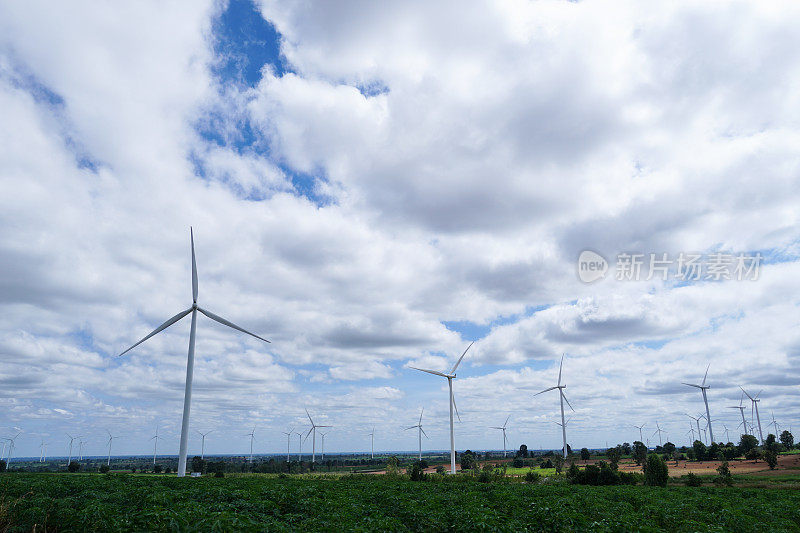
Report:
68,461,81,473
512,457,524,468
153,465,162,474
644,454,668,487
164,467,172,474
408,461,427,481
525,470,540,483
99,465,110,473
745,448,761,462
714,460,733,486
540,459,553,469
0,460,6,473
435,465,446,475
567,461,636,486
460,450,477,470
763,450,778,470
214,471,224,478
684,473,702,487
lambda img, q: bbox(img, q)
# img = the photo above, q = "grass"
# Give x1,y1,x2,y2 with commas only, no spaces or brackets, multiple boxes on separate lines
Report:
495,466,559,476
2,472,800,531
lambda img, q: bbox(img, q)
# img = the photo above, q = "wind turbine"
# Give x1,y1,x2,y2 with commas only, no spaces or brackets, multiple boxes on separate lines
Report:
410,341,474,473
534,354,574,458
634,423,646,442
66,434,81,464
245,427,256,463
740,387,764,444
78,438,87,461
281,429,293,462
652,422,665,446
722,423,730,444
727,393,748,437
683,365,714,443
295,431,303,462
4,433,20,463
197,430,212,461
106,430,119,466
116,228,271,477
686,414,703,443
490,416,511,457
151,426,161,466
304,410,331,463
367,427,375,459
685,428,694,446
769,412,780,436
404,408,429,461
39,438,48,463
320,432,328,462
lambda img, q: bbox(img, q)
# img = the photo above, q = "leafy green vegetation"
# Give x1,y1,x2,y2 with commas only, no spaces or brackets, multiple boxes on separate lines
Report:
2,473,800,531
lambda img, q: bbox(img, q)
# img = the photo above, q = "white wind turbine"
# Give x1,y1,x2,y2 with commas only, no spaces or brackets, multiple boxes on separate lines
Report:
740,387,764,444
245,427,256,463
66,434,81,464
652,422,665,446
410,342,474,474
117,228,271,477
151,426,162,466
490,416,511,458
722,423,730,444
687,421,695,443
534,354,574,458
197,430,212,461
769,412,780,436
404,408,429,461
281,429,293,462
320,432,328,462
78,438,87,461
295,431,303,462
5,434,20,463
727,393,748,437
39,438,48,463
682,365,714,443
634,423,646,442
106,430,119,466
304,410,331,463
686,414,703,443
367,427,375,459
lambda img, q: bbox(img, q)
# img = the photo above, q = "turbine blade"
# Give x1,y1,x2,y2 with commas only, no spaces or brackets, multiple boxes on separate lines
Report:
419,408,424,425
739,386,753,400
561,390,575,412
420,427,429,439
504,415,510,428
118,308,192,356
306,408,314,425
450,341,474,374
190,227,198,303
453,394,461,422
558,354,564,386
534,386,558,396
409,366,449,378
197,307,270,344
702,364,709,386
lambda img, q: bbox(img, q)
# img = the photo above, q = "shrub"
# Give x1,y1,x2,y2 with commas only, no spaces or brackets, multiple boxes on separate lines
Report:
644,453,668,487
714,460,733,486
408,461,427,481
153,465,162,474
763,450,778,470
525,470,540,483
745,448,761,462
214,471,224,478
0,460,6,473
435,465,446,475
684,473,702,487
99,465,110,473
68,461,81,473
164,467,172,474
460,450,477,470
512,457,524,468
540,459,553,469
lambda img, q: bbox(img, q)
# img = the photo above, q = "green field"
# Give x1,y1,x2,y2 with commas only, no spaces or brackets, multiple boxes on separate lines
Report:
2,473,800,531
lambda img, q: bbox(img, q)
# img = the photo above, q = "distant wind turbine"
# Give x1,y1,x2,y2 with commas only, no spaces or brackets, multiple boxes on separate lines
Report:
740,387,764,444
320,432,328,462
5,433,20,463
295,431,303,462
686,414,703,443
769,412,780,436
66,434,81,464
490,416,511,457
197,430,212,461
78,438,86,461
727,393,748,437
404,408,429,461
410,341,474,473
116,228,271,477
534,354,574,458
634,423,646,442
106,430,119,466
652,422,665,446
245,427,256,463
367,427,375,459
683,365,714,443
281,429,293,462
304,410,331,463
151,426,161,466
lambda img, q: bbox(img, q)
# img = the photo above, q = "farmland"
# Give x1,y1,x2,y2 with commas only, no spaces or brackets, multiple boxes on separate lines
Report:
2,472,800,531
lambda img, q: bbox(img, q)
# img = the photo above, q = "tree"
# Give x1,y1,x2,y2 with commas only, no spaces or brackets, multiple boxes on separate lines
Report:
714,460,733,486
408,461,427,481
580,448,590,462
68,461,81,473
0,460,6,473
780,430,794,449
738,434,759,456
663,442,676,456
764,449,778,470
692,440,707,462
460,450,477,470
632,441,647,466
517,444,529,458
606,446,622,470
644,453,668,487
621,442,631,455
553,454,564,474
512,457,524,468
191,456,206,474
765,434,777,450
153,464,163,473
435,465,446,475
745,448,761,462
99,464,110,473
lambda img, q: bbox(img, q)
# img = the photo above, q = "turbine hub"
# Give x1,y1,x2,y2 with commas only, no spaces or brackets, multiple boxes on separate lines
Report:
192,303,198,310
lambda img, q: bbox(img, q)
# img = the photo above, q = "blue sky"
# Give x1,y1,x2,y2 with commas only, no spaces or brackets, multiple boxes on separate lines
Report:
1,0,800,459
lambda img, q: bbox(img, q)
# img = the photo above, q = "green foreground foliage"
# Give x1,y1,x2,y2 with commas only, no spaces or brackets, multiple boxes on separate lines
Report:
2,473,800,532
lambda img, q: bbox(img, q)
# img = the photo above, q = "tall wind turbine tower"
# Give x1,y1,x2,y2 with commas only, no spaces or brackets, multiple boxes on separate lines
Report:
683,365,714,443
320,432,328,462
490,416,511,457
304,410,331,463
66,434,81,464
652,422,665,446
367,427,375,459
534,354,574,458
281,429,293,462
740,387,764,444
410,341,474,473
245,427,256,463
686,414,703,443
106,430,119,466
116,228,271,477
634,424,646,443
727,394,748,437
151,426,161,466
404,408,428,461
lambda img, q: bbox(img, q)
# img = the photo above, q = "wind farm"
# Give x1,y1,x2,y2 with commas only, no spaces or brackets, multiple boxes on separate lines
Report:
2,1,800,529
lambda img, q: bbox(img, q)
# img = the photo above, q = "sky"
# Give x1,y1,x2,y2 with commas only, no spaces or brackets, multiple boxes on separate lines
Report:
1,0,799,459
